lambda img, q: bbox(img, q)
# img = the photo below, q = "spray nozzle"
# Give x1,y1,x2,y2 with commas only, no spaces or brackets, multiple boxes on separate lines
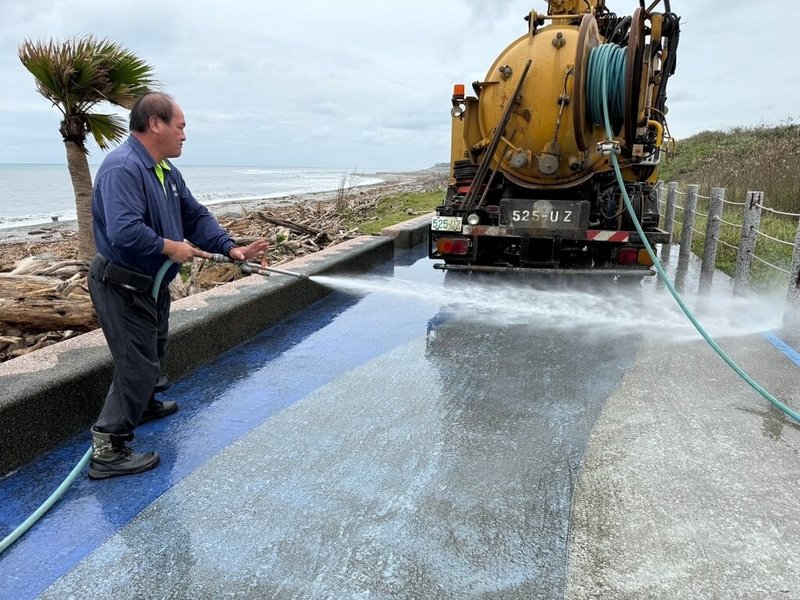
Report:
206,253,307,279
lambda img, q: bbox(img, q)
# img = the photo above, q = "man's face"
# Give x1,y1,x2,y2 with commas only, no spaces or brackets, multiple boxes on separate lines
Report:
153,104,186,159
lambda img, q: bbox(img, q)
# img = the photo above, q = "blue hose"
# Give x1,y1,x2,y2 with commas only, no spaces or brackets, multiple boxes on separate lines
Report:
0,258,177,555
591,44,800,423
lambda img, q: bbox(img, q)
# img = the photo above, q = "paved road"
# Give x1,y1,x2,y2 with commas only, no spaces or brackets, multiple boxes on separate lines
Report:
1,246,799,599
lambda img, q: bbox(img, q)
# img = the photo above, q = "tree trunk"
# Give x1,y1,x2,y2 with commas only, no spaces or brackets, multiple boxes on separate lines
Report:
65,140,96,260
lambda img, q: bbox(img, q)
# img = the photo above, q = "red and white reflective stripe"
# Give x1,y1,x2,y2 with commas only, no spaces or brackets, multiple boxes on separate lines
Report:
586,230,629,242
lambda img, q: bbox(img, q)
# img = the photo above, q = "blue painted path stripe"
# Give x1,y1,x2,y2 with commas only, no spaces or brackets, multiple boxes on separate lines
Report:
761,332,800,367
0,249,441,600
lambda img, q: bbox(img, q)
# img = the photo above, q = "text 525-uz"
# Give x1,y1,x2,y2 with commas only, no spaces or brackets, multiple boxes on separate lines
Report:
511,209,573,224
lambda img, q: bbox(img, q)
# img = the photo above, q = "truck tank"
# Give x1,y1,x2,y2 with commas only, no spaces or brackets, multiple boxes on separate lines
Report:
430,0,680,275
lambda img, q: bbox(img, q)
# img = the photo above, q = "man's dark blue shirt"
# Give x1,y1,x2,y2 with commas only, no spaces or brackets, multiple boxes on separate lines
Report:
92,135,235,283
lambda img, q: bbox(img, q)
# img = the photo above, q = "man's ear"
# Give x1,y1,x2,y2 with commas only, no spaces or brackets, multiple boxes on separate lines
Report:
148,115,161,134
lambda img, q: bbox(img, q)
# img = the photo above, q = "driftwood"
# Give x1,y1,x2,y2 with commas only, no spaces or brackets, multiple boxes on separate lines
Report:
0,274,62,297
0,297,97,331
10,256,54,275
255,213,327,239
0,169,448,362
1,330,78,360
0,260,94,342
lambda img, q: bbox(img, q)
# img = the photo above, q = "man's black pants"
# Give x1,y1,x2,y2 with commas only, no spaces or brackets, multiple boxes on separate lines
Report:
88,255,171,434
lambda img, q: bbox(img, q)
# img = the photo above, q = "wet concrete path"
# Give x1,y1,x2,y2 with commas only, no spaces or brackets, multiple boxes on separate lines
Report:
2,246,799,599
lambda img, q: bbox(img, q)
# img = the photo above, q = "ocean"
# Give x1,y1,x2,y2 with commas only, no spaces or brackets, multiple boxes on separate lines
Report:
0,164,385,229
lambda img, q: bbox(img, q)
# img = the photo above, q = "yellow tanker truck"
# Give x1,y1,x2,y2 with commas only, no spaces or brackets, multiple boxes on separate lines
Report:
429,0,680,275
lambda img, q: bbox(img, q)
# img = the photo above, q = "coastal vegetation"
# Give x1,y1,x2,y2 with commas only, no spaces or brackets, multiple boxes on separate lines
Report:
18,36,157,259
343,189,443,235
661,121,800,213
660,121,800,290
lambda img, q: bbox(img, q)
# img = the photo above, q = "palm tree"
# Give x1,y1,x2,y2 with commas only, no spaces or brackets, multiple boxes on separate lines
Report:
18,36,158,259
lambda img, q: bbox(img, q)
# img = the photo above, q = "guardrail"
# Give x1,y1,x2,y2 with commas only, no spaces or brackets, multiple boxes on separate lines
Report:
656,182,800,326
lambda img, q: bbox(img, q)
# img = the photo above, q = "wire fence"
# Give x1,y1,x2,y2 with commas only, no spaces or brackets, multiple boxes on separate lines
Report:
655,182,800,326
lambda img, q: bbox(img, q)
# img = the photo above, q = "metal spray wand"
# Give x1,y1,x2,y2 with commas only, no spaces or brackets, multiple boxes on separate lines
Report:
206,253,308,279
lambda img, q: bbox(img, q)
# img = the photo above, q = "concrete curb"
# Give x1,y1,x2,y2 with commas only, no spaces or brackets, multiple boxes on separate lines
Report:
0,218,432,476
380,212,434,249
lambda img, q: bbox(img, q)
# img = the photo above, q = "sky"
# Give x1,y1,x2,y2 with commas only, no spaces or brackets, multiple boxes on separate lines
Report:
0,0,797,170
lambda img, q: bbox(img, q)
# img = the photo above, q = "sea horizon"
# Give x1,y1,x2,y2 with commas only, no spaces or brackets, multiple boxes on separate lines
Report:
0,161,404,169
0,164,395,230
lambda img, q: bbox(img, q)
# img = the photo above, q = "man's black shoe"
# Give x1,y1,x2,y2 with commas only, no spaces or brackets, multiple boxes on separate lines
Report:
139,399,178,424
88,428,160,480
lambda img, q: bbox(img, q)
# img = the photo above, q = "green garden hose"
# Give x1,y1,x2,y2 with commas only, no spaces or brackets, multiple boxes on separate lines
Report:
0,448,92,554
152,259,173,300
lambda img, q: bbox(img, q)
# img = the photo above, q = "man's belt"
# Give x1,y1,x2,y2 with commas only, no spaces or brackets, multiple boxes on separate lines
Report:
97,255,154,294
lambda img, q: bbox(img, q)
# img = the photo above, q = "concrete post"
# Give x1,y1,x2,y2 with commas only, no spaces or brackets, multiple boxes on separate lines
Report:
783,216,800,328
733,191,764,296
662,182,678,263
674,184,698,293
678,185,698,263
699,187,724,296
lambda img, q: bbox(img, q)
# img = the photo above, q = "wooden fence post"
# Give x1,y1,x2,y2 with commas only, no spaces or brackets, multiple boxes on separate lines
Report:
733,191,763,296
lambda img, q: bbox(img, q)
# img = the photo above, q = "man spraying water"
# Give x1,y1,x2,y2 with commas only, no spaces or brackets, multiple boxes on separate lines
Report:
87,92,268,479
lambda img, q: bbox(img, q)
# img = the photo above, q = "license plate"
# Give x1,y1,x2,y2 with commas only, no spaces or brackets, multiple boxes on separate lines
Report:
431,215,463,232
500,199,589,230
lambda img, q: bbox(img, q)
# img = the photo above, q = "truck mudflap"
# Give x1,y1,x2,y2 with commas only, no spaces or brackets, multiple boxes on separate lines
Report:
432,263,656,276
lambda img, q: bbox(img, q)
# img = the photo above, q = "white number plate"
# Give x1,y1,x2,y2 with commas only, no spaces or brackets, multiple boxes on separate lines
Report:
502,199,589,231
431,216,463,232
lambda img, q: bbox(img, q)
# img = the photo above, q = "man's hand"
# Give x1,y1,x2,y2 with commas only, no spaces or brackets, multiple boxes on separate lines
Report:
162,239,211,263
229,239,269,262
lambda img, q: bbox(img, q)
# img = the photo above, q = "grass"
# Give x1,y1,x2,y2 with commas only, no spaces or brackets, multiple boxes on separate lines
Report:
345,189,444,235
661,121,800,213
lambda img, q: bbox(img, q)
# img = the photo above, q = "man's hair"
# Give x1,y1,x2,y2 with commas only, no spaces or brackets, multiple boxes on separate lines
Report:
129,92,176,133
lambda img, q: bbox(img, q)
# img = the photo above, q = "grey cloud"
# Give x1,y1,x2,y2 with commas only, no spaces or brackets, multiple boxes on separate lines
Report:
2,0,800,168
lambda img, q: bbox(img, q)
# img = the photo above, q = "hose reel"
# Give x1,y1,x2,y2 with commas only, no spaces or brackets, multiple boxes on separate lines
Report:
572,9,648,153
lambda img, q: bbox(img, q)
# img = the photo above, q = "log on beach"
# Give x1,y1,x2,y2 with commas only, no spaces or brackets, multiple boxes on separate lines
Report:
0,270,95,332
0,273,62,296
0,273,88,299
0,296,97,331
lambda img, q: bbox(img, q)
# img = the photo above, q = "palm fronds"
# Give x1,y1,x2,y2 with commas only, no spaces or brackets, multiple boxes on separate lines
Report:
18,35,159,148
